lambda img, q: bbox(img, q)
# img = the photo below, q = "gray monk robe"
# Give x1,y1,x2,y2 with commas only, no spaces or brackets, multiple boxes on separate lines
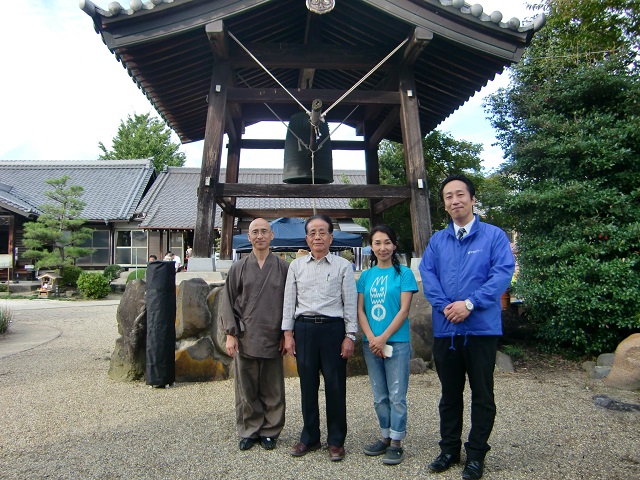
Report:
221,252,289,439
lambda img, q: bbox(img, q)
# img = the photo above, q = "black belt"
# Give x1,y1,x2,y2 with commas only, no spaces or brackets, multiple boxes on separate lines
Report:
297,315,343,324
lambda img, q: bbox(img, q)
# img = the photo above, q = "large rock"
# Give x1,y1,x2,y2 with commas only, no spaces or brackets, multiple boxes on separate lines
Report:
175,278,212,339
108,279,147,381
604,333,640,391
410,282,433,363
175,336,230,382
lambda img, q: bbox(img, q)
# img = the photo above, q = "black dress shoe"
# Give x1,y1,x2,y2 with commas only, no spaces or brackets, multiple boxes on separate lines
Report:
239,437,257,451
462,459,484,479
428,452,460,472
260,436,277,450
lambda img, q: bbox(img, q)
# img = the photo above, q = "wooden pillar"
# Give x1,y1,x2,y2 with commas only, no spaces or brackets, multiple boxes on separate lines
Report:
193,62,231,259
220,140,240,260
364,133,383,228
398,66,431,256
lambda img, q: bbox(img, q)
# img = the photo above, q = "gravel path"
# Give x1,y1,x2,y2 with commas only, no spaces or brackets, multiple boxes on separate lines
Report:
0,300,638,479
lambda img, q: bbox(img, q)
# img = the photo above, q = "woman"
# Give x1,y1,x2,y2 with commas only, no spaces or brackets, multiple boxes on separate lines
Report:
357,224,418,465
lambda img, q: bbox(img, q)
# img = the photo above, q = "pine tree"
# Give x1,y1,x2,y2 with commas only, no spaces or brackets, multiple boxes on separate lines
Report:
22,176,94,271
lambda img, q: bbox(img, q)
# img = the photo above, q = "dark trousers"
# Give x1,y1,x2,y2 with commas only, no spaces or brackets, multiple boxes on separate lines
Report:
294,320,347,447
433,335,499,461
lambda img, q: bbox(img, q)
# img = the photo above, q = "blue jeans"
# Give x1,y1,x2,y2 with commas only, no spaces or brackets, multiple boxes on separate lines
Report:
363,341,411,440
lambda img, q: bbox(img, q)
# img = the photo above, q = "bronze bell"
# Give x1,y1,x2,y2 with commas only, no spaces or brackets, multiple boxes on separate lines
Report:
283,111,333,184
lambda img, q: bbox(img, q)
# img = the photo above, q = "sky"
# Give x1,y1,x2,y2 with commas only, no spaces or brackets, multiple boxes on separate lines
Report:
0,1,539,172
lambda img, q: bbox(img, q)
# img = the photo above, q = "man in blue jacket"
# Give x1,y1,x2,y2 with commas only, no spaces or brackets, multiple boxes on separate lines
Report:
419,174,515,480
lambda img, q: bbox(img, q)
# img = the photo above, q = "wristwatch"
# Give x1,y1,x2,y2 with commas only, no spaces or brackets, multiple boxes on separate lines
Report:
345,333,356,341
465,299,474,311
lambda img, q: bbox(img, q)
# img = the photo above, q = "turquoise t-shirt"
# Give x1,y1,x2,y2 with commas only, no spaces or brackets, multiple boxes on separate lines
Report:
356,264,418,342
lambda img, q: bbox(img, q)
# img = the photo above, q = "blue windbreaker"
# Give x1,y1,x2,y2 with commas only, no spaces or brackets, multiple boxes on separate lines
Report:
419,215,515,338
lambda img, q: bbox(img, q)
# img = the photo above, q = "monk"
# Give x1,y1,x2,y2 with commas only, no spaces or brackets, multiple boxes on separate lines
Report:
220,218,289,451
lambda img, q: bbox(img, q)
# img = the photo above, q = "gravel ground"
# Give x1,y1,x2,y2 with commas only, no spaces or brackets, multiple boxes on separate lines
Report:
0,300,639,480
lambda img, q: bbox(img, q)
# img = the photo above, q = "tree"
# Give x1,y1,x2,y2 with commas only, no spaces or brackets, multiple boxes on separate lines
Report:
350,130,484,253
98,112,186,171
22,176,95,272
486,0,640,355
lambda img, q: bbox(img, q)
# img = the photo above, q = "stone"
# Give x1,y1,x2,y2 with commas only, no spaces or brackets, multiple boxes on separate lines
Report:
597,353,615,367
603,333,640,391
206,286,228,355
410,357,428,374
108,279,146,381
592,366,611,379
496,350,515,373
582,360,596,373
175,337,230,382
175,278,211,339
409,282,433,363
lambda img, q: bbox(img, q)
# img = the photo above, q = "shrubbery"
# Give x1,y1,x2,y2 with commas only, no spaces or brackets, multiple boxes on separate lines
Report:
127,269,146,282
0,283,8,293
0,305,13,333
61,266,83,287
76,272,111,299
103,264,124,282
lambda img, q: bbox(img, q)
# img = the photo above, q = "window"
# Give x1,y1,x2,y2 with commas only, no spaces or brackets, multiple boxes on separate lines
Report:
169,231,184,259
76,230,110,266
115,230,148,266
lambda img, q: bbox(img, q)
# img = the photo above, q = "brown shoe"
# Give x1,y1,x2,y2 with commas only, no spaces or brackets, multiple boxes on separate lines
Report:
328,445,345,461
290,441,321,457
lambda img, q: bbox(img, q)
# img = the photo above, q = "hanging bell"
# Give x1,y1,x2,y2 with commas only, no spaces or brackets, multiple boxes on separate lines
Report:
283,111,333,184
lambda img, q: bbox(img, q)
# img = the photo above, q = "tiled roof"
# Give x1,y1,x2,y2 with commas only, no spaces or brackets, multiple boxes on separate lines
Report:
136,167,367,229
0,160,155,221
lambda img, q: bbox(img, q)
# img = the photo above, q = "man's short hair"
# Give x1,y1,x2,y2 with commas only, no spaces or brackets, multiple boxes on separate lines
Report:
439,173,476,200
305,214,334,234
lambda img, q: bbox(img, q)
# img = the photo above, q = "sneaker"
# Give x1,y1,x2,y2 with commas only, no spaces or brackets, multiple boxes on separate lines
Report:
382,446,404,465
363,439,389,456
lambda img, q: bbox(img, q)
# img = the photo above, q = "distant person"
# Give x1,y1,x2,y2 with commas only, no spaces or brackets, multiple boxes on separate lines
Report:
148,255,158,262
220,218,289,451
163,251,173,262
282,214,357,462
419,174,515,480
171,253,183,272
185,245,193,270
357,224,417,466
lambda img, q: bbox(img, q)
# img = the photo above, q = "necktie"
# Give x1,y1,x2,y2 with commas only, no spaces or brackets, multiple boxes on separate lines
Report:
457,228,466,241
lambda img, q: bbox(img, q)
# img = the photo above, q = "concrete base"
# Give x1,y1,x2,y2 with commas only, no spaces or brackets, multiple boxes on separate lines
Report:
186,257,215,272
410,257,422,280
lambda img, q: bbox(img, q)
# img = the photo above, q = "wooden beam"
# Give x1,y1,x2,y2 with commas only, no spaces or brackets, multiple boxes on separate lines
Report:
372,197,408,215
219,142,241,260
192,62,231,259
368,105,400,148
238,139,366,150
213,183,411,199
228,208,371,219
227,88,400,105
205,20,229,61
229,43,395,70
399,67,431,256
403,27,433,66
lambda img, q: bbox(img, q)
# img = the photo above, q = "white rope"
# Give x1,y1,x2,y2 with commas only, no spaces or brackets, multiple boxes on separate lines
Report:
322,37,409,118
228,31,310,115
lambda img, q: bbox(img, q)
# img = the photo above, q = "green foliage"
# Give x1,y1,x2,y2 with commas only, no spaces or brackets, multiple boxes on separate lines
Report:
350,130,484,253
127,269,147,282
98,112,186,172
60,266,84,287
486,1,640,355
21,176,95,271
0,305,13,333
103,264,124,282
500,344,526,361
76,272,111,299
0,283,8,293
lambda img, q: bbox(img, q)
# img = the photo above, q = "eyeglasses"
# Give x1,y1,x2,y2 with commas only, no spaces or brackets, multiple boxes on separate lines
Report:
306,229,331,238
249,229,270,237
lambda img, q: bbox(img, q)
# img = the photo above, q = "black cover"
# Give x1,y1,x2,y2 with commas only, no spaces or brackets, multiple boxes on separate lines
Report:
145,261,176,386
